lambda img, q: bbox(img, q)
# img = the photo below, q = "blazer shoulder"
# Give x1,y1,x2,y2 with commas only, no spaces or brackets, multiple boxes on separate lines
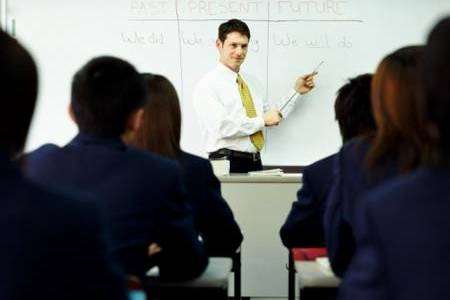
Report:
20,177,99,228
26,143,61,158
126,146,181,174
304,154,336,177
302,154,336,189
180,151,210,170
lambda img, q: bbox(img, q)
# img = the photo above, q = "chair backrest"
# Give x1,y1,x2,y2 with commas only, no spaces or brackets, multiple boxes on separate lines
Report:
291,248,327,261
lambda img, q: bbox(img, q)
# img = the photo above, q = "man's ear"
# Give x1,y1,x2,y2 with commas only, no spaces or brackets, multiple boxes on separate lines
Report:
216,38,222,50
68,102,76,123
127,108,144,133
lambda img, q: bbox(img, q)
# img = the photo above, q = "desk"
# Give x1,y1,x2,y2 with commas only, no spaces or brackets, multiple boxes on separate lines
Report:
219,174,301,297
294,260,340,300
295,260,340,288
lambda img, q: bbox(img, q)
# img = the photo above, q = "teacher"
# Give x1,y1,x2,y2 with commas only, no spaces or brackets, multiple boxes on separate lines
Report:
193,19,316,173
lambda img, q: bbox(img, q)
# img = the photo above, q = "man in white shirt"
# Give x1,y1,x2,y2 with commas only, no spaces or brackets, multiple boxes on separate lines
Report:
193,19,315,173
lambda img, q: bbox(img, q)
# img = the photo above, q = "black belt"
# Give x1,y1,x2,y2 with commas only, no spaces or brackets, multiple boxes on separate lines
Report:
209,148,261,162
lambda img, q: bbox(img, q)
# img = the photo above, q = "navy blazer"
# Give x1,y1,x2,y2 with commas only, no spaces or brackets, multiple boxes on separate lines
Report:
0,153,127,300
324,138,397,277
280,154,335,248
179,151,243,257
339,167,450,300
24,133,208,280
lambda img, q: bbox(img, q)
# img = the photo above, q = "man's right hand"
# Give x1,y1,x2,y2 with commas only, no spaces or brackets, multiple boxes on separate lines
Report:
264,109,282,126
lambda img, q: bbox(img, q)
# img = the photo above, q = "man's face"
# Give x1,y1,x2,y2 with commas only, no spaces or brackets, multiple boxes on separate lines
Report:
217,31,249,72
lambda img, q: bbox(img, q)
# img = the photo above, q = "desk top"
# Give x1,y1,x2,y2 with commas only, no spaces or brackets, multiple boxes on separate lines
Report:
218,173,302,183
295,260,340,288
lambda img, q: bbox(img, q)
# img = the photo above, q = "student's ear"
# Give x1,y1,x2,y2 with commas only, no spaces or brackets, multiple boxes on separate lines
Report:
68,103,76,123
127,108,144,133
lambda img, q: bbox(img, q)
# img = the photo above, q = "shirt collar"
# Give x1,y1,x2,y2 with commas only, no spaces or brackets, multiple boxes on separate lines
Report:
216,62,241,82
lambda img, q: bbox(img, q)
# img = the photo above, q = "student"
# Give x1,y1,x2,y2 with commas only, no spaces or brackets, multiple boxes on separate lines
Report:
0,30,127,300
324,46,424,277
338,17,450,300
24,56,208,280
124,73,243,257
280,74,375,248
193,19,315,173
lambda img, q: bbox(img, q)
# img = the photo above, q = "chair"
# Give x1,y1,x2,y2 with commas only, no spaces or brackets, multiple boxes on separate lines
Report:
127,276,147,300
210,246,241,299
231,247,241,300
145,257,232,300
288,248,339,300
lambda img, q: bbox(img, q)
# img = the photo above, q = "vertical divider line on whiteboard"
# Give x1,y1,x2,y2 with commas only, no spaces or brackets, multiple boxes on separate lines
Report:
263,0,271,155
174,0,184,101
265,0,270,102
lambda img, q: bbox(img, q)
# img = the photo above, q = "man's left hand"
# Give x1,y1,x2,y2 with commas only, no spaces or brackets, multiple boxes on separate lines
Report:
294,73,316,95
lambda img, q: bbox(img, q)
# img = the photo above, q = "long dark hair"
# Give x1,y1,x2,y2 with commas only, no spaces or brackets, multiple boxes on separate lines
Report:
366,46,426,172
132,73,181,159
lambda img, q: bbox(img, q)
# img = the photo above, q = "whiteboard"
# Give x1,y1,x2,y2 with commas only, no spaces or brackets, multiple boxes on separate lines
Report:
5,0,450,165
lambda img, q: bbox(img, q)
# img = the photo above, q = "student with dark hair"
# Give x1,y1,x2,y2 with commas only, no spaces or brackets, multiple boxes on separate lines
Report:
280,74,375,248
338,17,450,300
0,30,127,300
24,56,208,280
334,74,376,142
124,73,243,257
324,46,425,277
193,19,316,173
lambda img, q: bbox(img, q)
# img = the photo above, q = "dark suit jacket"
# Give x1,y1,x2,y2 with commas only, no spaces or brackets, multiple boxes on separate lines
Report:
280,154,335,248
324,138,397,277
0,153,127,300
339,167,450,300
24,133,208,280
179,151,243,257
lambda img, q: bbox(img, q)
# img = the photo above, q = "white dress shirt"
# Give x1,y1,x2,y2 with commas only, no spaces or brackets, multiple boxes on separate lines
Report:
193,62,301,154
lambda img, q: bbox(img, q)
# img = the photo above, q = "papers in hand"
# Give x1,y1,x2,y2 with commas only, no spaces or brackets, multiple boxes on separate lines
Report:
248,168,284,176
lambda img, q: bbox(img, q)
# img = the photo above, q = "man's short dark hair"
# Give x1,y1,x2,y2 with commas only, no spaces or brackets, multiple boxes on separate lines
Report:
423,17,450,165
218,19,251,43
0,30,38,157
334,73,376,143
71,56,148,137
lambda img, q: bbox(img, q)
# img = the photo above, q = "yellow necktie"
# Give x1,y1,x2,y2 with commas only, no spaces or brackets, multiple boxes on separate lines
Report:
237,74,264,151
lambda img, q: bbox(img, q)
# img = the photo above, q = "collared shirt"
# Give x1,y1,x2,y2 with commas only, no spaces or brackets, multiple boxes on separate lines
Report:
193,62,301,154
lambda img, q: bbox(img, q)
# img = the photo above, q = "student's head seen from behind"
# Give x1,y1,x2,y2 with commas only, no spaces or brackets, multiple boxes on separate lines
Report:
367,45,425,172
0,29,38,158
70,56,148,138
423,17,450,167
334,73,375,143
127,74,182,160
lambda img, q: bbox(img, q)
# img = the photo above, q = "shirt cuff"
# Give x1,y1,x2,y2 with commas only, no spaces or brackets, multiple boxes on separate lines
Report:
256,116,265,130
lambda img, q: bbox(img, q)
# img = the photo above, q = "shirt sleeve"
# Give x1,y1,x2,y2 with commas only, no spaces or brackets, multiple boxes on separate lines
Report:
277,88,302,118
193,80,265,139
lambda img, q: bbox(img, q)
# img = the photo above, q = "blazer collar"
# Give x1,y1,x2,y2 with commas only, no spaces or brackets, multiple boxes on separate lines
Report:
69,132,127,151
